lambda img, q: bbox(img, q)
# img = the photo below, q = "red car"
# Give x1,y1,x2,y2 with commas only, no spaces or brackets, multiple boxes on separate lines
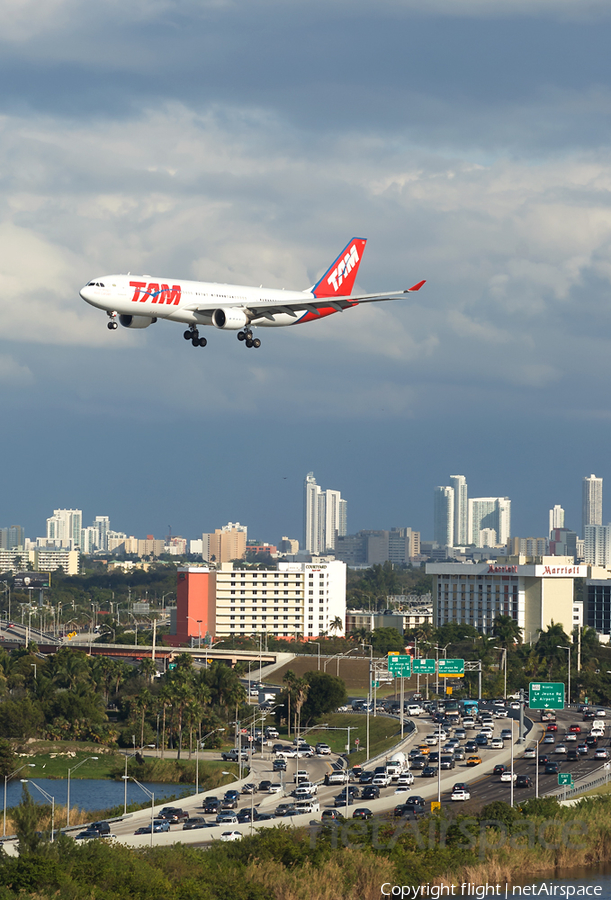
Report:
546,723,558,732
568,724,581,734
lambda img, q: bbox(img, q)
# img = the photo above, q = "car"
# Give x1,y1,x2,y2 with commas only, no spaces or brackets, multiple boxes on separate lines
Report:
567,749,579,761
596,709,607,718
454,729,467,740
216,812,239,825
221,798,238,810
475,735,488,747
76,829,105,840
569,724,582,733
453,748,466,761
577,743,589,755
183,817,208,830
493,764,508,776
220,830,242,842
268,783,283,793
242,783,257,794
595,748,609,759
352,807,373,819
410,756,427,770
334,792,354,807
359,770,375,783
452,782,468,793
586,736,599,748
546,723,558,732
493,699,504,707
490,738,504,750
501,729,513,741
421,765,438,777
321,809,344,822
523,747,537,759
273,759,287,772
224,791,240,801
202,797,221,814
516,775,532,788
396,773,415,787
538,754,550,765
325,770,349,785
258,780,273,792
466,756,482,766
510,701,520,710
372,774,391,787
158,806,188,822
294,770,309,784
361,785,380,800
543,735,555,744
394,800,426,818
464,741,478,753
425,735,439,746
545,762,560,774
316,743,331,755
555,744,567,755
494,709,508,718
142,819,171,833
451,788,471,801
500,770,517,782
565,732,577,742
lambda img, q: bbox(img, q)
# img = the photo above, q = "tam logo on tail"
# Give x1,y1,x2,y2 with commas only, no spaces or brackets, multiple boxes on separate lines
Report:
312,237,367,298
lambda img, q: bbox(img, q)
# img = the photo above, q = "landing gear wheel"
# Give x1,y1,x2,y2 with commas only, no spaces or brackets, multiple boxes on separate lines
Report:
184,330,193,340
107,321,118,330
237,332,246,341
245,339,254,348
192,338,200,347
198,337,207,347
253,338,261,349
245,330,253,340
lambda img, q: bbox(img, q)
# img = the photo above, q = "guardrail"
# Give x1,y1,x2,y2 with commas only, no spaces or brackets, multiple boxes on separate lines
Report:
551,763,611,800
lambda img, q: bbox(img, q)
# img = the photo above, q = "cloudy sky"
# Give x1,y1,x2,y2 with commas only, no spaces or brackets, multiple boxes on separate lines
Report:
2,0,611,545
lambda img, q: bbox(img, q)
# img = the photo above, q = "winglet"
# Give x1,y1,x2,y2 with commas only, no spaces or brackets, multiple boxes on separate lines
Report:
405,280,426,292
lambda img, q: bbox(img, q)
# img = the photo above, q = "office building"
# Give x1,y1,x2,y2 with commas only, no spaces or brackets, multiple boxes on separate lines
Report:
427,557,584,639
279,537,300,554
434,486,454,547
0,526,24,550
468,497,511,547
170,560,346,643
202,523,247,563
549,505,565,536
583,475,603,535
94,516,110,552
303,473,347,554
450,475,468,546
549,528,578,559
334,527,420,566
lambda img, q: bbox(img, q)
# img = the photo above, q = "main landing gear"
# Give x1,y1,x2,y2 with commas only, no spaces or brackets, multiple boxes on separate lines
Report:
107,311,118,330
237,330,261,349
183,327,207,348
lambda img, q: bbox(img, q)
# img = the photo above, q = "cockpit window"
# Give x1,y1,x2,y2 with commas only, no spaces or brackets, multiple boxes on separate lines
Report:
88,282,95,286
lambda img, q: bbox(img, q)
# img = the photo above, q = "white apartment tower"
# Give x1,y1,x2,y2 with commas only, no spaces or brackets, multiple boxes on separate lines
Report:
46,509,83,550
583,475,603,536
434,486,454,547
468,497,511,547
449,475,468,546
303,473,347,554
549,505,565,537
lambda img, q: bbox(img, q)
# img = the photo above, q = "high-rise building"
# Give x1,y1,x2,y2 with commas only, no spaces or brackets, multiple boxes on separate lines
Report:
583,475,603,535
303,473,347,554
449,475,468,545
94,516,110,551
0,526,24,550
468,497,511,547
434,486,454,547
202,523,247,564
549,505,565,536
584,525,611,566
46,509,82,550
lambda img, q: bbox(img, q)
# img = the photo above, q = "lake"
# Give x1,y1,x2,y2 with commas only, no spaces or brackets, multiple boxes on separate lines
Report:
4,777,189,814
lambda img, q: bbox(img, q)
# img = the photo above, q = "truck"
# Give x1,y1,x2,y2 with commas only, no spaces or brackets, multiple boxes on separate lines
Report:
540,709,557,722
386,752,408,779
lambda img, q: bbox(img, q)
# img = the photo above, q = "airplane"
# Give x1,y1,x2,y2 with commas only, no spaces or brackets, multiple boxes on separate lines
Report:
79,238,425,349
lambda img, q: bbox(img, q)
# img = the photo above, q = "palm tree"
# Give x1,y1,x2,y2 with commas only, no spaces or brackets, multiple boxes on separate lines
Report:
283,670,297,738
330,616,344,636
293,676,309,738
492,615,522,649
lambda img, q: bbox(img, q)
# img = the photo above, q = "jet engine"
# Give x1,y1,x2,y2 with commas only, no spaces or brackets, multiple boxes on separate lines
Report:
119,315,157,329
212,308,249,330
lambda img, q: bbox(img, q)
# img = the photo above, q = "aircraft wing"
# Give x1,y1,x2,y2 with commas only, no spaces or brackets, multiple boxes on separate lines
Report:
185,281,426,322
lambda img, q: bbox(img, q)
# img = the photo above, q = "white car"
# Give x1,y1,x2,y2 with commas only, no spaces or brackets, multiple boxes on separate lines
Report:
220,830,242,842
451,788,471,801
500,771,517,782
407,705,422,716
564,733,577,742
554,744,567,755
523,747,537,759
395,773,415,787
494,709,508,718
316,744,331,755
493,700,505,707
596,709,607,718
372,774,391,787
268,783,283,793
510,701,520,710
490,738,504,750
425,735,439,746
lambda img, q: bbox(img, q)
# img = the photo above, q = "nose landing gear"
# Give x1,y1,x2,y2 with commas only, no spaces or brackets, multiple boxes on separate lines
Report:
183,327,207,347
107,311,118,330
237,330,261,348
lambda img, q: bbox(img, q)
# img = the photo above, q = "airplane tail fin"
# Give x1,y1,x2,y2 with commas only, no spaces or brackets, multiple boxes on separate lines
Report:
311,237,367,298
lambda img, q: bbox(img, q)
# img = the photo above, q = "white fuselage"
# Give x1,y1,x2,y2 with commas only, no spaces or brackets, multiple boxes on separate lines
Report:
80,274,321,328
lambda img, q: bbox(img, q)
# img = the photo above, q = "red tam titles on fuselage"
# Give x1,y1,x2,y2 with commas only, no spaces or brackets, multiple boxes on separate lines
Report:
79,238,425,351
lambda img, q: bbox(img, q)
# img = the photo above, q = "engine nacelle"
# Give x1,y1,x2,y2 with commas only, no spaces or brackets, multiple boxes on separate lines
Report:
119,315,157,329
212,308,249,330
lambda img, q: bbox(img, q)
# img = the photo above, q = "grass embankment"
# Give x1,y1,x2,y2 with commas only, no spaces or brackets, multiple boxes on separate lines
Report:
265,656,423,697
293,713,408,765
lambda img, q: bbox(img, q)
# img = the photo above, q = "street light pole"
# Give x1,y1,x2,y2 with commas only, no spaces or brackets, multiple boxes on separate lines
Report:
557,645,571,706
129,777,154,847
4,764,35,836
22,780,55,842
67,756,98,827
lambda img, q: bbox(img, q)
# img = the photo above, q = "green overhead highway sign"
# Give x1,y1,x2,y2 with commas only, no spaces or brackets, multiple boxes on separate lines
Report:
529,682,565,710
558,773,573,786
413,658,435,675
437,658,465,677
387,654,412,677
